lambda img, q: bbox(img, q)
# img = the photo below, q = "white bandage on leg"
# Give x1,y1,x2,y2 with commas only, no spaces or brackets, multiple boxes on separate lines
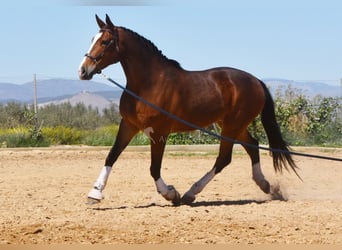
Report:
188,168,216,196
88,166,112,200
155,178,169,196
88,187,104,200
252,162,265,183
93,166,112,191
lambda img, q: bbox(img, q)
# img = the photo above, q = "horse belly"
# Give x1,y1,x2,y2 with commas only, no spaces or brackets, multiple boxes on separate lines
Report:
169,93,225,132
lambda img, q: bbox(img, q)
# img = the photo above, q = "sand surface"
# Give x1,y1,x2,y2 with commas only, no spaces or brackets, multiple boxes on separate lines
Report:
0,145,341,244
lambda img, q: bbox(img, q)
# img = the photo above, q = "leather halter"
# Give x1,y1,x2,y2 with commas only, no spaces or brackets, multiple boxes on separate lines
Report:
84,28,119,63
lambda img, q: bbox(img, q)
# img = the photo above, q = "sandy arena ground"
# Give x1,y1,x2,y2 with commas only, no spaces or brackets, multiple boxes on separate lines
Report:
0,145,341,244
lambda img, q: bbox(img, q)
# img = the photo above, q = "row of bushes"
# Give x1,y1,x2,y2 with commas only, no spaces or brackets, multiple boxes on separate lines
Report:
0,125,221,148
1,119,341,148
249,88,342,146
0,125,115,147
0,86,341,148
0,102,121,130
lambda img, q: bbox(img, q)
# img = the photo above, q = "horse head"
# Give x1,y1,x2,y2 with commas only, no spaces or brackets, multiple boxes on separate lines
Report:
79,14,120,80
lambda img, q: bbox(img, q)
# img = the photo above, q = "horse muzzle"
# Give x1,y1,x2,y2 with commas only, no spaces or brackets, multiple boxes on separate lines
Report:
78,65,102,80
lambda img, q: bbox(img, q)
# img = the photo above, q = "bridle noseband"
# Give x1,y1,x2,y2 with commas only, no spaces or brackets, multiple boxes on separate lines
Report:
84,28,119,63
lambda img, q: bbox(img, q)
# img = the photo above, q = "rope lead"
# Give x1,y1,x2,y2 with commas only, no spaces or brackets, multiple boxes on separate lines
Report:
101,73,342,163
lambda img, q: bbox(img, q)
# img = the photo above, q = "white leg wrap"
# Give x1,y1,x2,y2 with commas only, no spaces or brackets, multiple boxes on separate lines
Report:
187,168,216,197
252,162,271,194
88,166,112,200
252,162,265,184
93,166,112,190
88,187,105,200
155,178,169,196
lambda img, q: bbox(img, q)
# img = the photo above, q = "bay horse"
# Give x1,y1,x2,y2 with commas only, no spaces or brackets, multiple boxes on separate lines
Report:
79,14,299,205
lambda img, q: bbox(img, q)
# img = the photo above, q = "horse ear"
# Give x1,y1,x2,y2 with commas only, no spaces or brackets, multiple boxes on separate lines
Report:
105,14,115,28
95,14,106,28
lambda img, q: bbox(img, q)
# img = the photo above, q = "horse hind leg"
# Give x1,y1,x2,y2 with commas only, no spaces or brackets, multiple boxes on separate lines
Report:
181,131,235,205
239,130,270,194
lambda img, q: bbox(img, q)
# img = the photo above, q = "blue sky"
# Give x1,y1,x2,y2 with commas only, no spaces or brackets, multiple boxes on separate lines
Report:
0,0,341,86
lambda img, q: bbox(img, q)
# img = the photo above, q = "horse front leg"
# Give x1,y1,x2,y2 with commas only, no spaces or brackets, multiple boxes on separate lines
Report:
87,119,138,204
149,133,181,206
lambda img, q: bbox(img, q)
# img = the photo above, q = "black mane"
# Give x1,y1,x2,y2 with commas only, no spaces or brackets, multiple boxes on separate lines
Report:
121,27,182,68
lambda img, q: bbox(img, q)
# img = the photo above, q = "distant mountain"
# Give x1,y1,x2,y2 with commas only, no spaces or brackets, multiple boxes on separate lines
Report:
38,91,119,113
0,78,121,103
0,82,32,102
263,78,341,97
0,78,340,106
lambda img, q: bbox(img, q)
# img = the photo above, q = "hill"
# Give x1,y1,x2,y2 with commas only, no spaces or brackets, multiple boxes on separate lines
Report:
263,78,341,97
38,91,119,113
0,78,340,108
0,78,121,103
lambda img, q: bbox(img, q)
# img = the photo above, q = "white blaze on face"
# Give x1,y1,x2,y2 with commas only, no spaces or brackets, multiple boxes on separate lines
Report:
79,32,103,73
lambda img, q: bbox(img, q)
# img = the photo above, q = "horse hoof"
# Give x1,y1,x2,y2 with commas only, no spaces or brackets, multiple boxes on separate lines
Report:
86,197,101,205
270,184,288,201
171,191,181,206
260,180,271,194
180,193,196,205
163,185,181,205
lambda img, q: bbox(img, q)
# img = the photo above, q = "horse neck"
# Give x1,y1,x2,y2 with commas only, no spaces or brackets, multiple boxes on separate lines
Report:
118,29,167,91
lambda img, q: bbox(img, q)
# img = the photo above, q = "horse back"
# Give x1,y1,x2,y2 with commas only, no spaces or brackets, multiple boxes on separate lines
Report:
119,66,266,133
176,67,265,116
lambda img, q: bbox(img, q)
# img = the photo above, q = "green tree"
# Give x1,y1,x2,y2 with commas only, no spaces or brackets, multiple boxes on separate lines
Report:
102,103,121,125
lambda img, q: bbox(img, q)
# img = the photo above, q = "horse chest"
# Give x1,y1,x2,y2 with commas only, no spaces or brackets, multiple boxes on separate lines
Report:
119,93,163,130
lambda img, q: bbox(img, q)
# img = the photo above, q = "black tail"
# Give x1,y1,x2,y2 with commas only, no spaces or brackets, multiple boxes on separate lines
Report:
259,81,302,180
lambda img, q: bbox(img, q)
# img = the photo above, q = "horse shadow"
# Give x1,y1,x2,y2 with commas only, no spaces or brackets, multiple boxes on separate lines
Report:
90,199,276,211
189,199,269,207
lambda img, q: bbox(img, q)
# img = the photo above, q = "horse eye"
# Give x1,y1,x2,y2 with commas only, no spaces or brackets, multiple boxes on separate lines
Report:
101,40,111,46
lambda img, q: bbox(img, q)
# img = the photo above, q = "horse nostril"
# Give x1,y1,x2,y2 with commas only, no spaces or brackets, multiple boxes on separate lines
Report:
79,67,87,79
